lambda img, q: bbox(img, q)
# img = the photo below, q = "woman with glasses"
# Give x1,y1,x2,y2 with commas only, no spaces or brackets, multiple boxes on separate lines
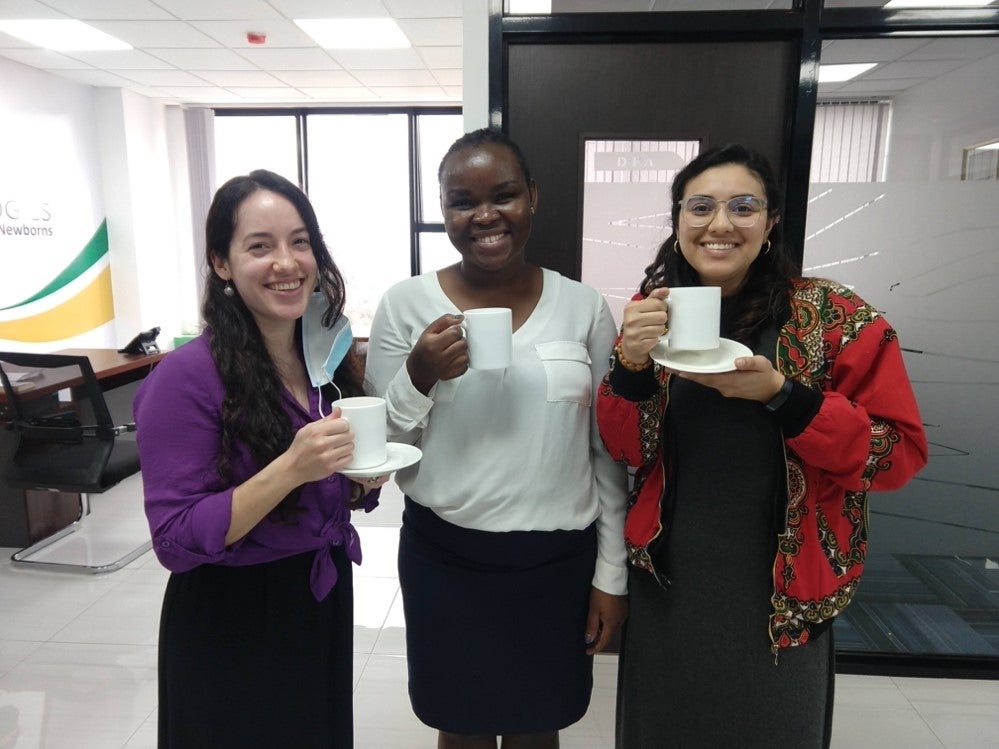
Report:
596,144,928,747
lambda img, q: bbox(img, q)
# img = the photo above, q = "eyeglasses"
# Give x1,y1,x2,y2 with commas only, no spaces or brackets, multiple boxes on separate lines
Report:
678,195,768,228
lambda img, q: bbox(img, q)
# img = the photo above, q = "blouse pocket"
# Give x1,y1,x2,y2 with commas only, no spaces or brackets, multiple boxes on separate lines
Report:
535,341,592,405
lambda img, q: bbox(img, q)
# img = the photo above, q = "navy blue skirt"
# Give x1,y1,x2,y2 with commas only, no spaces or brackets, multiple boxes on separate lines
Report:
399,497,597,735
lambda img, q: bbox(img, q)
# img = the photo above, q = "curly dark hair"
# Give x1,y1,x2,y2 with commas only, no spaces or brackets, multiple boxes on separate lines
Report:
437,127,533,188
641,143,799,346
202,169,363,514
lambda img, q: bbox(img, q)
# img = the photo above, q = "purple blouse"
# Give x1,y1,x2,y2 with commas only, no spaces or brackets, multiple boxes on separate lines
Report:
133,333,375,600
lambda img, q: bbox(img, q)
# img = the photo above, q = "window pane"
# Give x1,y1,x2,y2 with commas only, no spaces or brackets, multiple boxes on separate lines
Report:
213,115,299,189
418,113,465,223
306,114,411,338
419,231,457,273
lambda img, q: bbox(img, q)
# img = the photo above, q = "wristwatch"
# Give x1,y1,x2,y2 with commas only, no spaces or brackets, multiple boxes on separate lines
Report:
764,378,793,413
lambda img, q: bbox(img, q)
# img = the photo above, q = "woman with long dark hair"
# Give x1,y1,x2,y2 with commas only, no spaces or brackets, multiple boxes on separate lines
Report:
597,144,928,747
135,169,384,748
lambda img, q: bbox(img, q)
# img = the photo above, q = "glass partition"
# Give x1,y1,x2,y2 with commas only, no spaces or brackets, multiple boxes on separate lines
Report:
804,35,999,659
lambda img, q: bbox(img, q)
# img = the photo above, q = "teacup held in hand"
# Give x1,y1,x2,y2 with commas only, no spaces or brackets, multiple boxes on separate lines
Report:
333,396,387,469
461,307,513,370
664,286,721,351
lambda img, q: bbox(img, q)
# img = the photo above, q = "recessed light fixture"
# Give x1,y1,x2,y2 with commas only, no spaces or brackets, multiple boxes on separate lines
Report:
294,18,410,50
0,19,131,51
884,1,995,8
819,63,878,83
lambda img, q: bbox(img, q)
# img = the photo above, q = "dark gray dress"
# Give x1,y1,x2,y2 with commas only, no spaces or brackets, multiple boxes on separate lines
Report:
616,318,834,748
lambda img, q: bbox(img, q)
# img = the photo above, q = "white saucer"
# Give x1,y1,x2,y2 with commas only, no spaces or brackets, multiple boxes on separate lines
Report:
339,442,423,479
650,337,753,374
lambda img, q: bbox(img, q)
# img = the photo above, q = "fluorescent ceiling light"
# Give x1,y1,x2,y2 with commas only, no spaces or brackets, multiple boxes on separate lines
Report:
976,140,999,151
0,19,131,51
507,0,553,12
295,18,410,49
884,1,995,8
819,63,878,83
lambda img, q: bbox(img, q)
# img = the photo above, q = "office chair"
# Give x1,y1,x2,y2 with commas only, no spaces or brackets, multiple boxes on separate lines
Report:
0,351,151,573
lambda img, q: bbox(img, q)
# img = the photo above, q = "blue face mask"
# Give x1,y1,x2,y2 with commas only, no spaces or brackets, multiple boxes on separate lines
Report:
301,292,353,415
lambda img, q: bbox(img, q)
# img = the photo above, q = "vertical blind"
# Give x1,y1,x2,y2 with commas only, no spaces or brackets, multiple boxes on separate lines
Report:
811,100,890,183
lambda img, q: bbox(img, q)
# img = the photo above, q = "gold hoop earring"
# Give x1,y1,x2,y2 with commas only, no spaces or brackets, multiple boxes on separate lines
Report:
673,240,681,256
762,240,772,256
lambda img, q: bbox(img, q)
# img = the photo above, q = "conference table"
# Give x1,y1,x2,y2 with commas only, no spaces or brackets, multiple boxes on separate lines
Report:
0,347,167,547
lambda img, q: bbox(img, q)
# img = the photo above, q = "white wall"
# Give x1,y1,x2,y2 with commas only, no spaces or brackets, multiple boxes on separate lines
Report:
94,89,197,346
0,57,112,349
0,56,200,351
887,51,999,181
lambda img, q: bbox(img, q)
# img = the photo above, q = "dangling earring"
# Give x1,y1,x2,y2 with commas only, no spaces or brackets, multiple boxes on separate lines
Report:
223,280,235,297
673,240,681,256
762,240,772,256
530,204,535,214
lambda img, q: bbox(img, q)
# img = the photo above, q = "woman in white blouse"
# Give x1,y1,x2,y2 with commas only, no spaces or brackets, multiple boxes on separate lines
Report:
364,128,628,749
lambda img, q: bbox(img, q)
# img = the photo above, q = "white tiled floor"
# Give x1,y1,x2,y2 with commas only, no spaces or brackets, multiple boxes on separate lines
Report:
1,480,997,748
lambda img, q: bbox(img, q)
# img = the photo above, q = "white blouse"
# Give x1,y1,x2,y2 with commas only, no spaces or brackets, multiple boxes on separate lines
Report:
364,268,628,594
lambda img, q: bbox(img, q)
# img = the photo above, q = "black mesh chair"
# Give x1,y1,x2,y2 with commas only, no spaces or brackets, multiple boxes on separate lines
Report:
0,351,150,573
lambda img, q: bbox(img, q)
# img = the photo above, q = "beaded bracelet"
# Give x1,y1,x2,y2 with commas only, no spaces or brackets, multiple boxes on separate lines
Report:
614,343,652,372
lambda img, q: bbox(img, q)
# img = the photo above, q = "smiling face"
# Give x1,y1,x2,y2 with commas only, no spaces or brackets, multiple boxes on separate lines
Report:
439,142,537,278
211,188,317,337
676,163,777,296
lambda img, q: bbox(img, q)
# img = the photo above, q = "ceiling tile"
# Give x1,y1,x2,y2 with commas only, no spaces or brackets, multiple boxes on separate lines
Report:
120,68,213,86
418,46,462,68
0,1,66,21
188,19,315,48
0,47,93,68
269,69,362,87
397,18,462,47
353,68,437,86
163,85,243,101
150,0,282,21
328,47,425,70
61,49,176,70
867,59,966,80
299,86,380,100
88,20,221,48
37,0,173,20
382,0,463,19
192,69,286,86
237,47,341,70
431,68,461,86
265,0,390,18
52,67,145,87
373,86,450,101
902,37,999,62
146,48,259,70
820,38,928,65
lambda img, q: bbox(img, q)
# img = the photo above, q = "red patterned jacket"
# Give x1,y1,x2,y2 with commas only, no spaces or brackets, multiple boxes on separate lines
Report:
596,278,928,651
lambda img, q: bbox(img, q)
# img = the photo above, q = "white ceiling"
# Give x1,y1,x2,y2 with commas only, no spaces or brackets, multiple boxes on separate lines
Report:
0,0,465,106
0,0,994,106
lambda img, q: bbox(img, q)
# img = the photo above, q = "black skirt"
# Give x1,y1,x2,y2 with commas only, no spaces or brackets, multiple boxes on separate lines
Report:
157,548,354,748
399,497,597,735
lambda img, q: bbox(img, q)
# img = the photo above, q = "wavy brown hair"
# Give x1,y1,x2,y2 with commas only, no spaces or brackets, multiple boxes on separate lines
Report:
641,144,799,346
202,169,363,514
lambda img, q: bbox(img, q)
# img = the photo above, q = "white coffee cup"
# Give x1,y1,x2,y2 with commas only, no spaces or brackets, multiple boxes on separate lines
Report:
461,307,513,370
663,286,721,351
333,396,387,469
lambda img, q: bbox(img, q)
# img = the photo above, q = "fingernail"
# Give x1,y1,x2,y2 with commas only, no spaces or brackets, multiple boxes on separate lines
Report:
584,633,595,644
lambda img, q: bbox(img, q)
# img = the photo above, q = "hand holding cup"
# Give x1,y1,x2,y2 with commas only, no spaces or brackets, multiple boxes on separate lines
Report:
620,287,670,364
407,314,469,394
